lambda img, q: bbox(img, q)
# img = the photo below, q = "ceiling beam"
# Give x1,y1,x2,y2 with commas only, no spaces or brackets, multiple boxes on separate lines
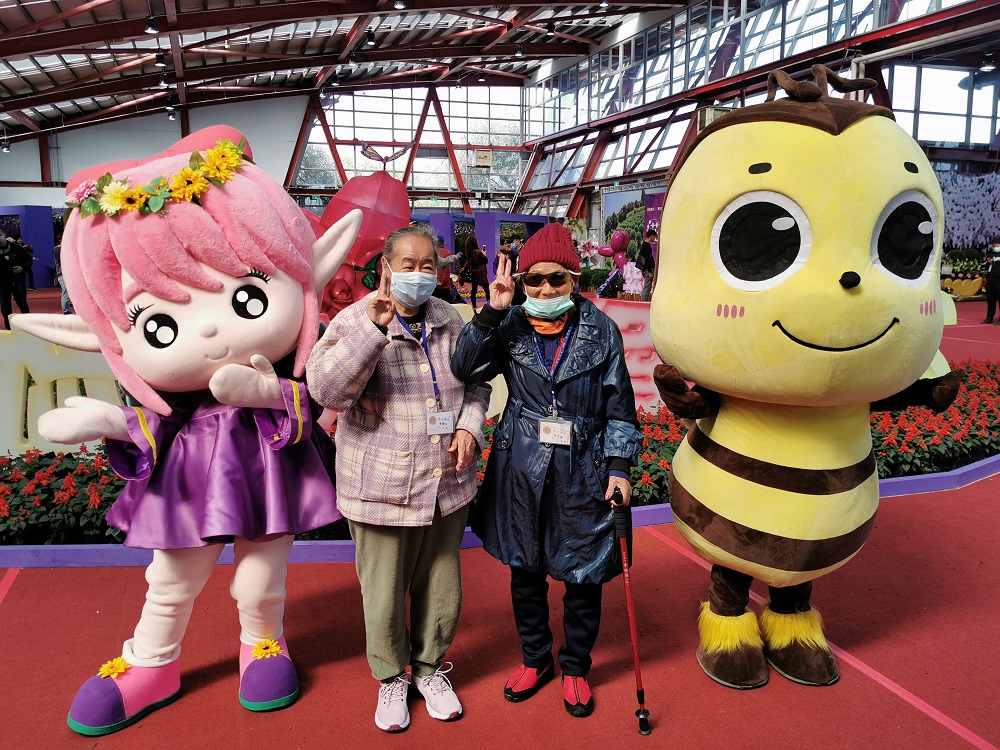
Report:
2,0,118,41
1,1,609,58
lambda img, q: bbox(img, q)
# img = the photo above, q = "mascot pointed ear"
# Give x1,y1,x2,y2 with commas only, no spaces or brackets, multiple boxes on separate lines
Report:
10,314,102,352
312,209,363,293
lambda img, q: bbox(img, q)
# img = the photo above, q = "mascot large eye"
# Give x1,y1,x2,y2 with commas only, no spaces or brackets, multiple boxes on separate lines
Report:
710,191,811,290
232,285,268,319
143,314,178,349
871,191,937,287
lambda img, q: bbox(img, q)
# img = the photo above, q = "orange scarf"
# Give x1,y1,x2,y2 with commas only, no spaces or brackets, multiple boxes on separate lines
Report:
525,312,569,335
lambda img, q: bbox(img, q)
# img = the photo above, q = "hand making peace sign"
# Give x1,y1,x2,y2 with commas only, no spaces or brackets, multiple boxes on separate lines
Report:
368,263,396,328
490,251,516,310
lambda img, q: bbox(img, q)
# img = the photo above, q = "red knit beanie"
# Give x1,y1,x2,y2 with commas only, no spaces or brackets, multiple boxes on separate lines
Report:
518,223,580,274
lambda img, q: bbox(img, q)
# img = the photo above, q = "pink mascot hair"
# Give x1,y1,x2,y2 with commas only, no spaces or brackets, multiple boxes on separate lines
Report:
61,128,319,415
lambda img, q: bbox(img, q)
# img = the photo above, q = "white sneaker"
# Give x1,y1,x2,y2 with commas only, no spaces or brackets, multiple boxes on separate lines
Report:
374,673,410,732
413,662,463,721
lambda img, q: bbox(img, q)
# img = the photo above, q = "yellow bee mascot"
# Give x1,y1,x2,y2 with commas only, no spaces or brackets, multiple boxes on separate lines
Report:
650,65,962,689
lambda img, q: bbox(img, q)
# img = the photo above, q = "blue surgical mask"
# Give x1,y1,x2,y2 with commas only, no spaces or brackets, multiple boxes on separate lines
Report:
389,269,437,308
522,293,574,319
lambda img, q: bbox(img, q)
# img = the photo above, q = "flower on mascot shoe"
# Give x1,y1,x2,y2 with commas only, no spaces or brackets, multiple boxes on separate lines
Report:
97,657,131,679
251,638,283,660
65,138,252,220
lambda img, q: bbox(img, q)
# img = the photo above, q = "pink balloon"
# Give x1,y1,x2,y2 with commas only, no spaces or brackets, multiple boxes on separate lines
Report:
597,244,615,257
610,230,630,253
614,251,627,269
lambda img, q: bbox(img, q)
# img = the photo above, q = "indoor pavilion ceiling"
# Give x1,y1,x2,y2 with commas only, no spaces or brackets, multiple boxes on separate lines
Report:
0,1,687,141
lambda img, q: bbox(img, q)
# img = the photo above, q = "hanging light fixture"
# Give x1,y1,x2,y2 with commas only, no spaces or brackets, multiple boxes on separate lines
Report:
546,22,555,37
348,52,358,67
515,43,524,58
478,72,486,82
144,15,158,34
167,110,177,121
981,52,996,73
456,78,462,89
599,0,609,7
1,139,10,154
365,28,376,47
394,0,406,9
158,72,169,89
154,52,166,68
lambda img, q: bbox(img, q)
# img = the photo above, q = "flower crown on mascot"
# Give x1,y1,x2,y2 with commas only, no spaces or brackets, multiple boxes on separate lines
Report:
12,126,362,735
649,66,963,690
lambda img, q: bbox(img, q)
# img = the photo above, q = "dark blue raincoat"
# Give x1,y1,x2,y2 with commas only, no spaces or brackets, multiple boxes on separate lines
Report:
451,296,641,584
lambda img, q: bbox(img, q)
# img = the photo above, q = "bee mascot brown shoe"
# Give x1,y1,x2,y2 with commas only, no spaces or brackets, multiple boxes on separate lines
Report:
649,64,963,689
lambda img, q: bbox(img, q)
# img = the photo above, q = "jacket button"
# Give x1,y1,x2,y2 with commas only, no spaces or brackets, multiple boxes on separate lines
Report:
430,434,441,444
420,363,430,373
432,468,443,477
426,398,437,408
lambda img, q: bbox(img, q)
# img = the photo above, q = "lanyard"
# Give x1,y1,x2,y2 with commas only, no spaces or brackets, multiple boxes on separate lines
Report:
396,311,442,410
532,322,575,417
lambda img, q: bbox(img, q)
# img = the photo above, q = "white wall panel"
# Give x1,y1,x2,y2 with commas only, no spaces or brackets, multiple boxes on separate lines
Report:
1,96,309,207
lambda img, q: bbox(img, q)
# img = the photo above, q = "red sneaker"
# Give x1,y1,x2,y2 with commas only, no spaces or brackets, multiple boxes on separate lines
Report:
562,675,594,718
503,660,554,703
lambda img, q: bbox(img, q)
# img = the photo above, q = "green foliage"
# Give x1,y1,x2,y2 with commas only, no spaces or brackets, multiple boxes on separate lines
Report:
3,362,997,544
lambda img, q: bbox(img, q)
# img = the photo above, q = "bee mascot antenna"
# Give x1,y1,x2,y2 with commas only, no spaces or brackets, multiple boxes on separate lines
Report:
649,64,963,689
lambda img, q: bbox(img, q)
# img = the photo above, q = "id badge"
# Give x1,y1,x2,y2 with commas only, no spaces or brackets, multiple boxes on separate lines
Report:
538,418,572,446
426,410,454,435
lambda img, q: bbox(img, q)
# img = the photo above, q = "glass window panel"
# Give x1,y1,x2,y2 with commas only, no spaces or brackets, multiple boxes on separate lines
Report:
971,82,996,116
917,113,967,144
890,65,917,110
969,117,994,145
894,0,937,23
919,67,966,113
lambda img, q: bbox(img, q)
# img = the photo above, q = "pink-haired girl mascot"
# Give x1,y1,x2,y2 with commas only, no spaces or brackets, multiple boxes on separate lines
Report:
12,126,361,736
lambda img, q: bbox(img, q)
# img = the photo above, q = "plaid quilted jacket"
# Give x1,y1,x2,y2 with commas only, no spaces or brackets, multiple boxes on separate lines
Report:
306,294,491,527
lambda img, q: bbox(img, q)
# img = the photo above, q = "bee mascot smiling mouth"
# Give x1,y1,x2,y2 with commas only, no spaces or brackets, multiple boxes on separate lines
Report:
650,64,963,689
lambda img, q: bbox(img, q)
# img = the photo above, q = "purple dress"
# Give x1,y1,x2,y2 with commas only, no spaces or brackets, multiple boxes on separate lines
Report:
106,379,340,549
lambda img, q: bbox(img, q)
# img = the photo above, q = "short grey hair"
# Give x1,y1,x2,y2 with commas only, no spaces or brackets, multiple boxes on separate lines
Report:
384,224,437,261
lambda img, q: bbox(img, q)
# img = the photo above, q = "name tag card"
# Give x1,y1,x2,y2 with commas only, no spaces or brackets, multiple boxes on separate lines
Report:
427,410,455,435
539,418,572,446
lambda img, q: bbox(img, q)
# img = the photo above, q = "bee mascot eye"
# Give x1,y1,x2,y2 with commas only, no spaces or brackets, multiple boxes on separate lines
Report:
872,191,937,284
713,191,811,287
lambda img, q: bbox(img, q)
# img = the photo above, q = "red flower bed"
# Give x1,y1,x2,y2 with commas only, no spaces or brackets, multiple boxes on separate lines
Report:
2,361,997,542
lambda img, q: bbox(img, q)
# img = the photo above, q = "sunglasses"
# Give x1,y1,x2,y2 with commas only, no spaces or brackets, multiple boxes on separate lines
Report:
519,271,577,288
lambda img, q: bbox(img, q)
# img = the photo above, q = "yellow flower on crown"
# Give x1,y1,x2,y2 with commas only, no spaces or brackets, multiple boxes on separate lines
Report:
97,657,131,679
251,638,283,660
169,167,210,202
98,180,132,216
202,147,240,182
121,186,149,212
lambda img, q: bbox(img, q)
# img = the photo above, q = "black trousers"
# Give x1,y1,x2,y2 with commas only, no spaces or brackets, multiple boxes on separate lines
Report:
985,279,1000,321
509,566,603,677
0,278,29,330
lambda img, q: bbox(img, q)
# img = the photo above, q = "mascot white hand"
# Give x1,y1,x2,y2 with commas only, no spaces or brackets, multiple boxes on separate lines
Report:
38,396,130,444
209,354,284,409
11,126,362,736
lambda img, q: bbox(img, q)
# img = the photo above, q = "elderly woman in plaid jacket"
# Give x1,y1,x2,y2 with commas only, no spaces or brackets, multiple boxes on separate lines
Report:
307,224,491,733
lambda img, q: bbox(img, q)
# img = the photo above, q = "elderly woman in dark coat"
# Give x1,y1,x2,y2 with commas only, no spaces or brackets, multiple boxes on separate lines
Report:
451,223,641,718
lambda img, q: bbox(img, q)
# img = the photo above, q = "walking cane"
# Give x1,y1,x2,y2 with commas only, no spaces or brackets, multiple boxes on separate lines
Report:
612,487,651,735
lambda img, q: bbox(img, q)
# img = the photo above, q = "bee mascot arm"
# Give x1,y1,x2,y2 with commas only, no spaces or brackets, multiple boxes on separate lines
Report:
653,363,721,419
869,368,964,414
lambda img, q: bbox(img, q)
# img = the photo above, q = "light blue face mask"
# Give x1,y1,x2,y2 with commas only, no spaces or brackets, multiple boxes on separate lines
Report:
522,293,574,319
389,269,437,308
